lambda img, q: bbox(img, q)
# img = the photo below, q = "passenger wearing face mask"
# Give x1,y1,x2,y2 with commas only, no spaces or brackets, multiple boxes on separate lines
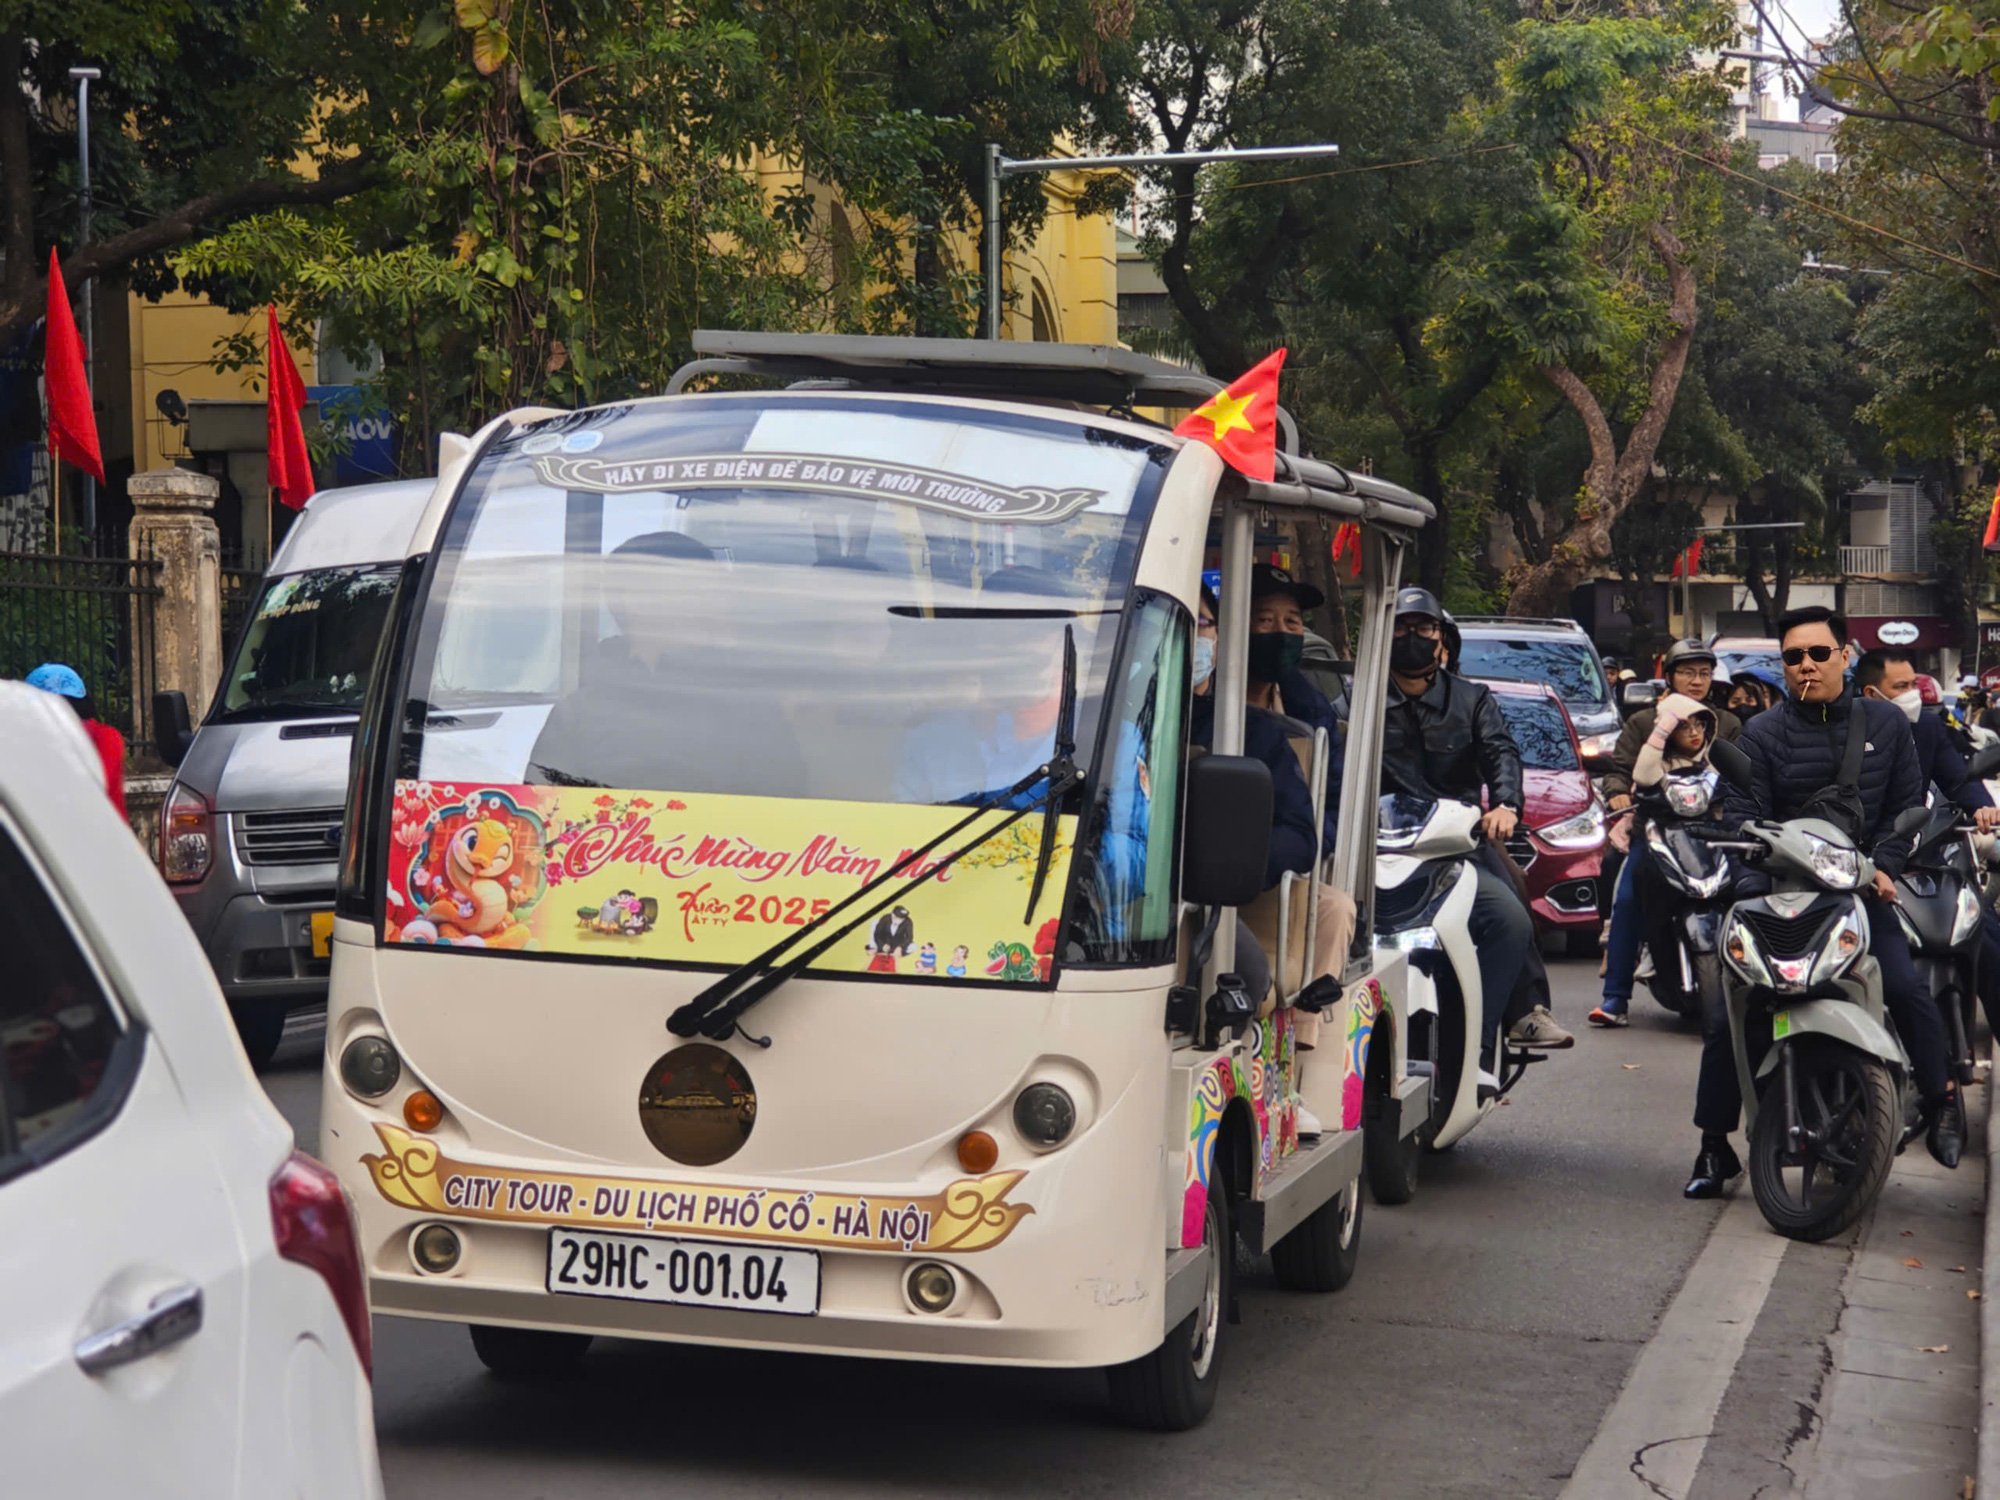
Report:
1380,587,1571,1093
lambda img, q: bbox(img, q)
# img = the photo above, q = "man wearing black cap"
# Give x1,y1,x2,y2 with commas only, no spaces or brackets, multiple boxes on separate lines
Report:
1381,586,1573,1090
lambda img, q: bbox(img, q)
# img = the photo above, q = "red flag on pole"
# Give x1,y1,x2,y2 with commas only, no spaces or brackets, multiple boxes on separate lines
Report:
1174,349,1286,482
1983,476,2000,551
44,249,102,484
1669,536,1704,578
266,305,314,511
1331,521,1362,578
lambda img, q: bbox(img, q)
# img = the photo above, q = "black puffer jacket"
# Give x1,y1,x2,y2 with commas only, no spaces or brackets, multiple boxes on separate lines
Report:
1718,687,1923,877
1381,670,1523,814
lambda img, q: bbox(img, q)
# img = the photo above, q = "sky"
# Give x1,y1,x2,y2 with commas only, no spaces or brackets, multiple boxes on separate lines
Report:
1750,0,1844,120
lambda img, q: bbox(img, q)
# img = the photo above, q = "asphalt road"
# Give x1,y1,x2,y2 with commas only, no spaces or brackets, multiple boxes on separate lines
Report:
260,957,1954,1499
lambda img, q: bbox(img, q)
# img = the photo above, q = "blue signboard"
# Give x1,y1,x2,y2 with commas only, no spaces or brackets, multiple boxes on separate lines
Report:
306,384,398,483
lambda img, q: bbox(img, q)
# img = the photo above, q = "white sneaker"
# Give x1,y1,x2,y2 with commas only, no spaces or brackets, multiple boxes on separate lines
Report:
1295,1105,1323,1139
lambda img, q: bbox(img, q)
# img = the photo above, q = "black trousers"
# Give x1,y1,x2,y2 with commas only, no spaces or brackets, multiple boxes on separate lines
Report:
1693,893,1952,1134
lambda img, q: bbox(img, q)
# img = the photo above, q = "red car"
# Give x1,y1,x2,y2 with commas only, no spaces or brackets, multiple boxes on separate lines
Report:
1476,680,1606,956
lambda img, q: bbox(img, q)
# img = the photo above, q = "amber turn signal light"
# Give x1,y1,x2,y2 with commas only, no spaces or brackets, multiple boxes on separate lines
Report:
956,1130,998,1173
404,1089,444,1132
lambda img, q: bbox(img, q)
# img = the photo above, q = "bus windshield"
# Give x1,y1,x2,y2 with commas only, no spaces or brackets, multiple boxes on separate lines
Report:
213,564,400,722
402,395,1172,807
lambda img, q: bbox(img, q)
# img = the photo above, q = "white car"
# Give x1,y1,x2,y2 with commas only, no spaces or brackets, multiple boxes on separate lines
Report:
0,681,382,1498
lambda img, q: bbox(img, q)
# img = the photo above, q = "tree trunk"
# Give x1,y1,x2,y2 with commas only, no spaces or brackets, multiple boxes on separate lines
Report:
1415,438,1449,598
1506,225,1699,618
0,32,31,302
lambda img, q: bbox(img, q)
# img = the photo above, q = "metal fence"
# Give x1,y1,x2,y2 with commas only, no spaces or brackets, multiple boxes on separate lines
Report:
219,549,266,662
0,545,162,760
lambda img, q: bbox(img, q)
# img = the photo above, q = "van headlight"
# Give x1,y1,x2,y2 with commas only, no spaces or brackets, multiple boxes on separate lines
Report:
1952,884,1983,946
1804,835,1860,890
1809,904,1868,987
1537,805,1605,850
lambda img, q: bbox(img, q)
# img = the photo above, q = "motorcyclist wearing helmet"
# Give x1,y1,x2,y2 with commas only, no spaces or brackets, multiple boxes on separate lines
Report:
1381,586,1572,1092
1591,641,1744,1027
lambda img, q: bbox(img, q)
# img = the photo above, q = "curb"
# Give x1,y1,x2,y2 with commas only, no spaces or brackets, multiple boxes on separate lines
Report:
1981,1062,1999,1493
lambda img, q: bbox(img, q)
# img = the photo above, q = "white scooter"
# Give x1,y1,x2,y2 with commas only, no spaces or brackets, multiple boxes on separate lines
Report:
1373,793,1538,1153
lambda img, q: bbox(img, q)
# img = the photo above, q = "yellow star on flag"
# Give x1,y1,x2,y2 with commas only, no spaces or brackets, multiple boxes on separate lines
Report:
1191,387,1256,442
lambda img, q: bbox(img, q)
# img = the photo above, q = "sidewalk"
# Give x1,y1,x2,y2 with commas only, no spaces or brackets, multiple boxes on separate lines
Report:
1794,1074,1986,1498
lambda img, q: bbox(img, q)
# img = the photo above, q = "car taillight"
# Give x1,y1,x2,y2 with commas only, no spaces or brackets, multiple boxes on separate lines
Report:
159,781,214,884
269,1151,373,1379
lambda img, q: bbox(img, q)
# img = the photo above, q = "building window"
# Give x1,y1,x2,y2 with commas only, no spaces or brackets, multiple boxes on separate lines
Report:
1813,152,1838,172
1031,283,1058,343
1758,154,1787,170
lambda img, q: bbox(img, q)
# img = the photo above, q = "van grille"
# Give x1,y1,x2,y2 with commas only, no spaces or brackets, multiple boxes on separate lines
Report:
235,808,343,866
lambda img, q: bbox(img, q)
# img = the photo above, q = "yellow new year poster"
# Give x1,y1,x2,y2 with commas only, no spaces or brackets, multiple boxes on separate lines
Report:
383,780,1073,982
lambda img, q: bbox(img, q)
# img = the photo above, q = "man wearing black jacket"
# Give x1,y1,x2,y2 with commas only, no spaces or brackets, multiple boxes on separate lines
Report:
1381,587,1570,1096
1688,607,1961,1198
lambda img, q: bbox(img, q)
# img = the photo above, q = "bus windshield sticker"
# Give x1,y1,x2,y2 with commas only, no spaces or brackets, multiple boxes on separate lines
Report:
385,780,1071,983
525,451,1104,526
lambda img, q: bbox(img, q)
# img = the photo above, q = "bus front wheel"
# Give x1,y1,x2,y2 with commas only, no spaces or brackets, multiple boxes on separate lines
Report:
1106,1183,1228,1430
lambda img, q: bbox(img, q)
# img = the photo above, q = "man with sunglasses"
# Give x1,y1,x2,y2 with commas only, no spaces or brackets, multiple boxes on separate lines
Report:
1687,605,1960,1199
1380,587,1571,1098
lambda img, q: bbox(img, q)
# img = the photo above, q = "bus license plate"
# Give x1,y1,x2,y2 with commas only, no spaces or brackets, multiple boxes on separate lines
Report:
546,1228,819,1316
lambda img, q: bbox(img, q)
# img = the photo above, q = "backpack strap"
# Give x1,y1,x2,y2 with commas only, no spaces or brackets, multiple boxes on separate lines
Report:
1837,700,1867,789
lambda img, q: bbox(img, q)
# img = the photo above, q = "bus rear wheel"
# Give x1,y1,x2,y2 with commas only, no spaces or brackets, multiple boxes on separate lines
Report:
1270,1176,1363,1292
469,1324,593,1382
1106,1182,1228,1431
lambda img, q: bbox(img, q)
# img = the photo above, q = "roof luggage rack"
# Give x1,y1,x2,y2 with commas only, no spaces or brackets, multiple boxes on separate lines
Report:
1451,616,1587,630
666,330,1435,530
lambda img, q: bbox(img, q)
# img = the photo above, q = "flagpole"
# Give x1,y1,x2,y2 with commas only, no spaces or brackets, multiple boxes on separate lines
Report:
70,67,100,550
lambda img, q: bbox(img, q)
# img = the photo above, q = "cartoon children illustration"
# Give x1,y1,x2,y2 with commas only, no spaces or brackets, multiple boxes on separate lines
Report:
916,942,937,975
946,944,969,978
865,906,915,973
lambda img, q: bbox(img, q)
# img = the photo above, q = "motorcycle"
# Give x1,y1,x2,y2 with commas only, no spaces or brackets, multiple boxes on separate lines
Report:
1704,739,1930,1242
1374,793,1539,1157
1632,766,1734,1028
1893,745,2000,1087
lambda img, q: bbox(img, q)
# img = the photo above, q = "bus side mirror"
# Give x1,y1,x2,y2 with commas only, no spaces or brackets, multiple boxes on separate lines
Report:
1710,737,1754,792
153,690,195,768
1183,754,1272,909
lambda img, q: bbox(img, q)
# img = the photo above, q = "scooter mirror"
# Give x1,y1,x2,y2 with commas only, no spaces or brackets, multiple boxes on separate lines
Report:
1893,805,1929,838
1710,737,1754,792
1969,743,2000,780
1619,679,1661,716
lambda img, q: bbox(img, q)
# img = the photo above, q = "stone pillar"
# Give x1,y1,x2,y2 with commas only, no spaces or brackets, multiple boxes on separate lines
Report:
129,467,222,762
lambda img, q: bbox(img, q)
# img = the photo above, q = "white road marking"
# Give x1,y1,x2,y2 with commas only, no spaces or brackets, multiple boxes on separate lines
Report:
1559,1194,1789,1500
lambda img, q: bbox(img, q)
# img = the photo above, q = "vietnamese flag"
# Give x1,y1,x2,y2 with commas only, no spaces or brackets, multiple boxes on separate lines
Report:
1175,349,1286,482
1984,475,2000,551
265,305,314,510
1331,520,1362,577
1669,536,1704,578
44,249,102,483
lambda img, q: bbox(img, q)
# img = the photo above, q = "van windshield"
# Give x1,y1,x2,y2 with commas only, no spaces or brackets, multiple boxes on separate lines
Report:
401,396,1171,805
213,565,400,722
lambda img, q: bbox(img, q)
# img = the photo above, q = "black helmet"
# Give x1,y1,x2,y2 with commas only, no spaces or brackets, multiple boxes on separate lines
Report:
1662,639,1717,674
1394,586,1443,621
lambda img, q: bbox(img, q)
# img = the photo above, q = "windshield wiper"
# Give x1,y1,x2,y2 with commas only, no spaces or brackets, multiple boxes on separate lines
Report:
1021,624,1077,922
667,626,1083,1046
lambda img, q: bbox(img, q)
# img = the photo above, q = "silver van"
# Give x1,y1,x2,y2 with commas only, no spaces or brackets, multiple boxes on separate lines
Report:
153,479,432,1066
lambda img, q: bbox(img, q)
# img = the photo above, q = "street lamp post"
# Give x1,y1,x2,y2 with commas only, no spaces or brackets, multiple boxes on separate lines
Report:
981,142,1340,341
69,66,100,548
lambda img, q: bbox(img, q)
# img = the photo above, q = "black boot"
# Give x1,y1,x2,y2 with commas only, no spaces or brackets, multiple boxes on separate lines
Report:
1924,1088,1964,1170
1684,1133,1742,1199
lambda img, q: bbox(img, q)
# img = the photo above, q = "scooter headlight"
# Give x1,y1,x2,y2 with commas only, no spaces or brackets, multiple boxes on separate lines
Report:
1645,823,1729,900
1809,904,1869,988
1722,913,1775,988
1951,884,1982,946
1804,834,1860,890
1664,779,1713,819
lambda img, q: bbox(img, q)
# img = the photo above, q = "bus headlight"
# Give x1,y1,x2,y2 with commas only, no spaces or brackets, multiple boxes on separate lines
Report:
1013,1083,1076,1148
340,1034,401,1098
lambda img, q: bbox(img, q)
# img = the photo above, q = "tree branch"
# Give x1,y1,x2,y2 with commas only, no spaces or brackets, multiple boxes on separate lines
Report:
1608,225,1698,499
0,32,32,300
1539,362,1616,503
